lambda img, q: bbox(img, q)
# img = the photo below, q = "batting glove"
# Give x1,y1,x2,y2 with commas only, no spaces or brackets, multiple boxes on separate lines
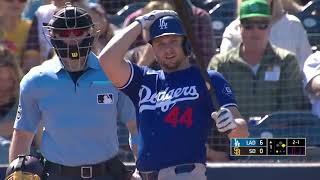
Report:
135,10,177,30
211,107,237,133
131,169,142,180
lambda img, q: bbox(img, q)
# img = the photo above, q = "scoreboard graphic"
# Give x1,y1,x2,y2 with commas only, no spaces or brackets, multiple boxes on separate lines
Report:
230,138,306,156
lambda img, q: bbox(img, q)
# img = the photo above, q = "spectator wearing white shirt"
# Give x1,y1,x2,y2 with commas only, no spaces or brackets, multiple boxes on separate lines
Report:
303,51,320,117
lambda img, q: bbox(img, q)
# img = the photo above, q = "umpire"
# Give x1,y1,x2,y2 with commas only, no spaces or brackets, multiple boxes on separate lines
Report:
8,3,137,180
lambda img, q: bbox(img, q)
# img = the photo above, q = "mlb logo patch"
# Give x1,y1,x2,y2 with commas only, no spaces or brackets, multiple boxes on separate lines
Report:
97,93,114,104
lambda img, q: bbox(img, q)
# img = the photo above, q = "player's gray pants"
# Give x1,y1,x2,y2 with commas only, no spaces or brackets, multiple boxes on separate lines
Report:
138,163,207,180
157,163,206,180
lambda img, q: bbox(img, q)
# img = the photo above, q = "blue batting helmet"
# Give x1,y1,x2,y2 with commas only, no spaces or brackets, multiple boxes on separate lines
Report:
149,15,192,56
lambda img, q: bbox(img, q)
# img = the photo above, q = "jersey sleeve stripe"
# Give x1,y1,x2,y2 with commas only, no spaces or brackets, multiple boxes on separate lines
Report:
118,60,134,90
221,103,238,108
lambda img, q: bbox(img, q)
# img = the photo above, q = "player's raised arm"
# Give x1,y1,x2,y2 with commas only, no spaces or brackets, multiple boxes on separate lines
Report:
98,21,140,87
98,10,177,87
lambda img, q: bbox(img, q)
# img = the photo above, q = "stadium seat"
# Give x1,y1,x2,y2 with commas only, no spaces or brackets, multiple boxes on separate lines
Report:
108,2,147,27
296,0,320,51
209,0,237,48
249,111,320,147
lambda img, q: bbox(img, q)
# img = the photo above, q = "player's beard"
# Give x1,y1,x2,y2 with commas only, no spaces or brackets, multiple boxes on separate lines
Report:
157,57,185,72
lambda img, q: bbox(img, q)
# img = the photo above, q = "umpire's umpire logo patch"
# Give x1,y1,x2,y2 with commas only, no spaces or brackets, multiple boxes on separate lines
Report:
97,93,114,104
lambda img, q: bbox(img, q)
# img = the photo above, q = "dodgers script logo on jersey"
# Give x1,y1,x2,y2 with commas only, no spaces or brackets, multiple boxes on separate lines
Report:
138,85,199,113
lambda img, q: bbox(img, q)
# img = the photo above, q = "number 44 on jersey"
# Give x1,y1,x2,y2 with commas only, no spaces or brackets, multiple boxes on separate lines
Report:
165,107,193,128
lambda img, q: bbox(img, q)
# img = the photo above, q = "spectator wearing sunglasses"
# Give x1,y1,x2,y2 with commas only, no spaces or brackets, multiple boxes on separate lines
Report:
208,0,309,119
220,0,311,71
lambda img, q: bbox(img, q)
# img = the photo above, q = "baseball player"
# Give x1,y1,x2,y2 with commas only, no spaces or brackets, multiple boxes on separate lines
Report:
8,3,137,180
99,10,249,180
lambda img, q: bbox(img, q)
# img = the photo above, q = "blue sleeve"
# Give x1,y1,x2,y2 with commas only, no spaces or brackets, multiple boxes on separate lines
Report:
117,91,136,124
119,62,146,106
208,70,238,108
14,71,41,134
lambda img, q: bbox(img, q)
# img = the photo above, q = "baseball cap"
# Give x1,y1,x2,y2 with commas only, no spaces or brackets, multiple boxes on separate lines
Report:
240,0,271,20
149,15,186,42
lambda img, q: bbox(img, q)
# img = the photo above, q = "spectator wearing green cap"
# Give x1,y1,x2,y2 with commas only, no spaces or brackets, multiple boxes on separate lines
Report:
208,0,310,119
220,0,311,71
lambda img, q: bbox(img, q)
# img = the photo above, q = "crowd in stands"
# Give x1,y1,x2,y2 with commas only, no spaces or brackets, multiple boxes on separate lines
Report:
0,46,23,164
0,0,319,164
221,0,312,70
